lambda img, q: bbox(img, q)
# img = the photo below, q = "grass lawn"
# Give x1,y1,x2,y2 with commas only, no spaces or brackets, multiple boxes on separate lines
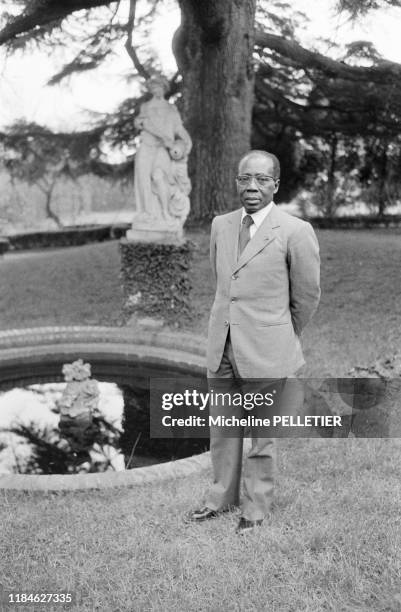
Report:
1,227,401,611
1,439,400,611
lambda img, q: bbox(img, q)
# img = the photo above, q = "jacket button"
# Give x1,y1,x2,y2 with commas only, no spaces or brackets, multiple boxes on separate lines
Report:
224,320,229,326
231,297,236,302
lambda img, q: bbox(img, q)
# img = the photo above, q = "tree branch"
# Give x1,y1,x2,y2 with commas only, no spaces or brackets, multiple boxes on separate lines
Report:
255,30,401,83
253,105,360,135
47,22,125,85
336,0,401,20
255,79,370,116
124,0,150,79
0,0,116,45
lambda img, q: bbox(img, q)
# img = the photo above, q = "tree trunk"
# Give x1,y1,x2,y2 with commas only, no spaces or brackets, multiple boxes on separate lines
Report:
377,144,388,217
40,180,63,228
326,133,338,218
174,0,256,220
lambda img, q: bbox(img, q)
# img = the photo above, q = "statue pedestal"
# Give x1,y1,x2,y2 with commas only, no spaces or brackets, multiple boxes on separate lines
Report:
126,227,184,244
119,236,193,328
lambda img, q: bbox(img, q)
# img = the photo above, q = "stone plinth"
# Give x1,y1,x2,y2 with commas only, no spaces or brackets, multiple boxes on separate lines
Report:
126,226,184,244
119,237,193,327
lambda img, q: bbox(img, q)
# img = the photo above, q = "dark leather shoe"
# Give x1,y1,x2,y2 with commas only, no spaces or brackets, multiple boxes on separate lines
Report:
235,517,263,534
184,507,221,523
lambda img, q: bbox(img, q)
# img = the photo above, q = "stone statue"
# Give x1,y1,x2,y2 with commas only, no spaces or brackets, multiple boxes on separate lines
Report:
57,359,100,457
128,75,192,243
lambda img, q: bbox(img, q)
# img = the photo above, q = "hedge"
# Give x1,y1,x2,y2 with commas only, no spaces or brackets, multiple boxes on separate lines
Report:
307,214,401,229
119,239,194,327
0,237,10,255
6,223,131,250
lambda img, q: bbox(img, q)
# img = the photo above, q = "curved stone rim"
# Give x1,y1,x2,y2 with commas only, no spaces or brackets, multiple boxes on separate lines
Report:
0,325,206,356
0,325,209,492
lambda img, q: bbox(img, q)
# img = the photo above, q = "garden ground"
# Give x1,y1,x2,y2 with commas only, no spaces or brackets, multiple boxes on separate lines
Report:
2,228,401,376
1,228,401,611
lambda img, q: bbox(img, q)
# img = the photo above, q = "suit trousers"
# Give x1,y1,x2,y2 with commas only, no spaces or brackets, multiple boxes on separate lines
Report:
206,332,281,521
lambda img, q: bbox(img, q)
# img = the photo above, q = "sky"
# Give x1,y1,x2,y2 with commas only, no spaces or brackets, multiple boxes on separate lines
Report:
1,0,401,130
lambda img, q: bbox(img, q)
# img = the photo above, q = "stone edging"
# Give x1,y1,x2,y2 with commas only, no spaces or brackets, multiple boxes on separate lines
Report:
0,326,210,492
0,452,211,491
0,325,206,357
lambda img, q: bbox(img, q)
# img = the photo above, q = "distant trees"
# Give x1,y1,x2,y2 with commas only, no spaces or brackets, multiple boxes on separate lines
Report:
1,123,79,227
1,0,401,219
0,121,132,226
253,15,401,215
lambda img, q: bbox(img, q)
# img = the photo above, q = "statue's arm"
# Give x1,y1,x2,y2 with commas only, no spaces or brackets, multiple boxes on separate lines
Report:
172,105,192,154
134,103,148,130
136,103,175,148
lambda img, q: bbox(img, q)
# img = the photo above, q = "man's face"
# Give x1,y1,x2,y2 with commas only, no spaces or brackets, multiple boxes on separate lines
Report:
237,155,279,214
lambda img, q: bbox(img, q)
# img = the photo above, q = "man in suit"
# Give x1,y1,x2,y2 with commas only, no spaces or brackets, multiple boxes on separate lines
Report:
186,150,321,533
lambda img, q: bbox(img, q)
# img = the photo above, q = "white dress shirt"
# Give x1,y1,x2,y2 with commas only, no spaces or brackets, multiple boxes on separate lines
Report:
241,201,274,239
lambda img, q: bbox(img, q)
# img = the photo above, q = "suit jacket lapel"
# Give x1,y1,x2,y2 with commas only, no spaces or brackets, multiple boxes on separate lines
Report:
232,203,281,274
222,209,242,265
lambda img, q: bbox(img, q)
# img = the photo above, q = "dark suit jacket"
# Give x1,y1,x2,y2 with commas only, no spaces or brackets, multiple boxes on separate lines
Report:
207,203,321,378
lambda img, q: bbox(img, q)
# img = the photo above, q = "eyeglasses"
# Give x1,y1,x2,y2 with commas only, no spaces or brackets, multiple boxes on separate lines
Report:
236,174,278,186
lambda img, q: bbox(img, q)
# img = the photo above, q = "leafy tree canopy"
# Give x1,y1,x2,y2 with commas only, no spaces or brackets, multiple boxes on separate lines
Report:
2,0,401,217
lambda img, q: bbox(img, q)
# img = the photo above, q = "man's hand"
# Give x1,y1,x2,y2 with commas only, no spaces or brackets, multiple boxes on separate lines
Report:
163,138,175,150
288,222,321,335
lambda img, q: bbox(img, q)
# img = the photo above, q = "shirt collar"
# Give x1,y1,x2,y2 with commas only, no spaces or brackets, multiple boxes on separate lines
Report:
241,201,274,229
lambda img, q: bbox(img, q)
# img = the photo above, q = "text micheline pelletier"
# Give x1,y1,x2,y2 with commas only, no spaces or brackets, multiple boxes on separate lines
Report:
158,389,342,428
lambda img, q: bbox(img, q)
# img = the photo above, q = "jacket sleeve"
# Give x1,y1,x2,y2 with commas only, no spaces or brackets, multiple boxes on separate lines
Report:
287,222,321,335
209,217,218,285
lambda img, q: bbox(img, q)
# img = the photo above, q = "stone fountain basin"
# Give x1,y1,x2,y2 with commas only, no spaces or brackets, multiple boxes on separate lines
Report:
0,326,210,491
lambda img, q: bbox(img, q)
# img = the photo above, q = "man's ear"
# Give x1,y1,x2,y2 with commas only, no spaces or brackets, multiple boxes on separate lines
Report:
274,179,280,194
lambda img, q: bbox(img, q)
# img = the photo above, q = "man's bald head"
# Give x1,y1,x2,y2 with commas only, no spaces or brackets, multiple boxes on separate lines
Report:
238,150,280,179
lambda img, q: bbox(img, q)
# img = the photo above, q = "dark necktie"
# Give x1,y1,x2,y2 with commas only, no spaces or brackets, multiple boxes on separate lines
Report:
238,214,254,257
